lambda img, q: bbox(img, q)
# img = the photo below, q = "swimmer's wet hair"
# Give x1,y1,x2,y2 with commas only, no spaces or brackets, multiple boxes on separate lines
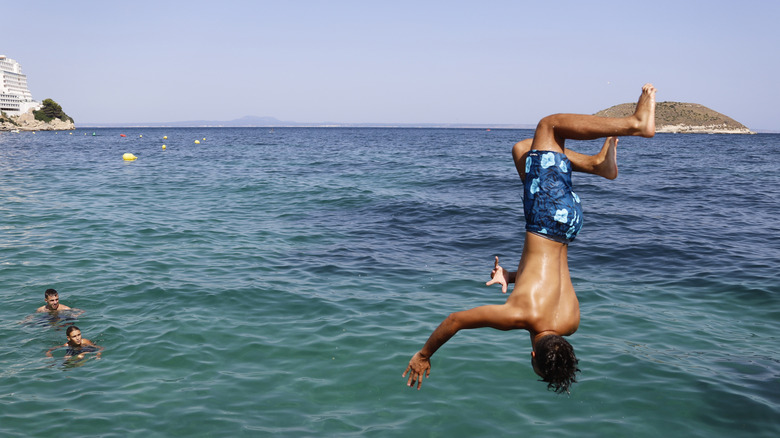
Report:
535,334,580,394
45,288,58,298
66,325,80,336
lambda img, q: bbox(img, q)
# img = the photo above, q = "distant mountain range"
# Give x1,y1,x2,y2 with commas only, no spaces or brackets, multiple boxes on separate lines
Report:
81,115,294,128
79,105,765,133
78,116,535,129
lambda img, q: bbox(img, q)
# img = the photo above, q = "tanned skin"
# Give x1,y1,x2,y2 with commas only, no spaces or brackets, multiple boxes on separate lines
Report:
404,84,656,389
46,327,103,360
37,292,72,313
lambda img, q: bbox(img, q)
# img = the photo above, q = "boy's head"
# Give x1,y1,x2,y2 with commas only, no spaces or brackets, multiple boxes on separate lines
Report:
44,289,60,310
66,326,82,346
531,334,580,394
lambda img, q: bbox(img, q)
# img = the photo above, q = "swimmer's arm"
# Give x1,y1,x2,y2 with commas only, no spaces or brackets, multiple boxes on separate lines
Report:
404,304,525,389
83,340,104,359
46,343,67,358
425,305,524,353
36,306,47,313
68,308,85,317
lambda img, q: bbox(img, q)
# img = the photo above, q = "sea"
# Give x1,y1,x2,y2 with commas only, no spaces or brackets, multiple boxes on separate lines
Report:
1,127,778,437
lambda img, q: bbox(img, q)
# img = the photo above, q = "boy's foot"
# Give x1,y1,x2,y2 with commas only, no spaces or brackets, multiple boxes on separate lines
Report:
634,83,656,137
597,137,619,180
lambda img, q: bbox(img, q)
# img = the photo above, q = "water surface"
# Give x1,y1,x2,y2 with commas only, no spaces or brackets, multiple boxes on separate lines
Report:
1,128,778,437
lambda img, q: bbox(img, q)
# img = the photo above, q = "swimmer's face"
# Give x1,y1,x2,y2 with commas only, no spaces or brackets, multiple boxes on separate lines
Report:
531,351,543,378
67,329,82,346
45,294,60,310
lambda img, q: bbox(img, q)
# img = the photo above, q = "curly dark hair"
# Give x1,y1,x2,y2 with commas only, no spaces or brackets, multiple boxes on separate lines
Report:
534,334,580,394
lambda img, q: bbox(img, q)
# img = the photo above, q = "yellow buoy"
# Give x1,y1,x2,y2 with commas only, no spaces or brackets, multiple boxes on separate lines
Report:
162,145,166,150
202,138,206,141
163,136,168,140
194,140,200,144
140,135,143,138
123,153,138,161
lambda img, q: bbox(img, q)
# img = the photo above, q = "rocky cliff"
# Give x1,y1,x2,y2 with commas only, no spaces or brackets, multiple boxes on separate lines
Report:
595,101,754,134
1,107,75,131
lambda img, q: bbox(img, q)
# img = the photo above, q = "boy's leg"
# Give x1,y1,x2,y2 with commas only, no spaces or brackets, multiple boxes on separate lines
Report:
533,84,656,151
566,137,618,180
512,139,533,180
513,137,618,181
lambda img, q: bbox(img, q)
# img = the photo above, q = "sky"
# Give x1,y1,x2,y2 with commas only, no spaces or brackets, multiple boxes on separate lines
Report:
4,0,780,130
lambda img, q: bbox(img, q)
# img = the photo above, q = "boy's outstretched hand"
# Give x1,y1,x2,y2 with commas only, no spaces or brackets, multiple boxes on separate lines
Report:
485,256,509,293
403,351,431,390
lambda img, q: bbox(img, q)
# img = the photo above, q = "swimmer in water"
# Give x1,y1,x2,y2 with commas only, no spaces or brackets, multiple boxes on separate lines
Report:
36,289,84,317
46,326,103,360
403,84,656,393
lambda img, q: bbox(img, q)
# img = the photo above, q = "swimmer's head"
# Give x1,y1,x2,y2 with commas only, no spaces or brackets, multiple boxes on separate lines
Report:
44,289,60,310
532,334,580,394
66,326,82,346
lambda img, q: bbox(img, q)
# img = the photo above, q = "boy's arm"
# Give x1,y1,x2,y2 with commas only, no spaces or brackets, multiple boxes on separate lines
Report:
403,304,524,390
83,340,104,359
46,344,65,358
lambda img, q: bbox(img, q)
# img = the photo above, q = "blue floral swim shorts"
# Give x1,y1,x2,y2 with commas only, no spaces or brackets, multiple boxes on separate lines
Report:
523,150,583,243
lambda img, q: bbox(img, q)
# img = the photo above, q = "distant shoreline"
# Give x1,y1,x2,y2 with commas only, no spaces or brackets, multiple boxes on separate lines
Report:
71,108,777,132
75,122,537,130
73,111,775,133
70,124,779,133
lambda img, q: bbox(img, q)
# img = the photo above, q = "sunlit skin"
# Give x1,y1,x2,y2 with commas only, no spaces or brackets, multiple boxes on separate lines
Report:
34,290,84,318
403,84,656,390
46,328,103,360
37,293,72,312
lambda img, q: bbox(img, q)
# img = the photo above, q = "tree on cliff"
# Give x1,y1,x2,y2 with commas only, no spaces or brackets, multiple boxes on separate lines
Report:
34,98,74,123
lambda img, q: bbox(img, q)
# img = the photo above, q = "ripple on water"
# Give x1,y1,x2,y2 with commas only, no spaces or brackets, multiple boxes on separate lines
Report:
1,129,779,437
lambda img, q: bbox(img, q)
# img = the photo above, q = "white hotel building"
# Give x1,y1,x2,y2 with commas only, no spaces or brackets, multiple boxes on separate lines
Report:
1,55,40,116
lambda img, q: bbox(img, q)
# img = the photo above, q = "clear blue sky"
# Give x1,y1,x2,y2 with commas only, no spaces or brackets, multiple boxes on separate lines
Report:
4,1,779,129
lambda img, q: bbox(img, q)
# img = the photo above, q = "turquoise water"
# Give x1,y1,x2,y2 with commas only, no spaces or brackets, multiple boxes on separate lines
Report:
1,128,778,437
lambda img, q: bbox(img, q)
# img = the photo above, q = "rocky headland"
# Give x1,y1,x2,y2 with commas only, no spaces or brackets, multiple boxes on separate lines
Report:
1,98,75,131
595,101,754,134
1,108,75,131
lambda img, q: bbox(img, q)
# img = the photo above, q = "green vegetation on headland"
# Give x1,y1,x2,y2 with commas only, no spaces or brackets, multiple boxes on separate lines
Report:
0,98,75,131
34,98,74,123
595,101,754,134
0,111,19,126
